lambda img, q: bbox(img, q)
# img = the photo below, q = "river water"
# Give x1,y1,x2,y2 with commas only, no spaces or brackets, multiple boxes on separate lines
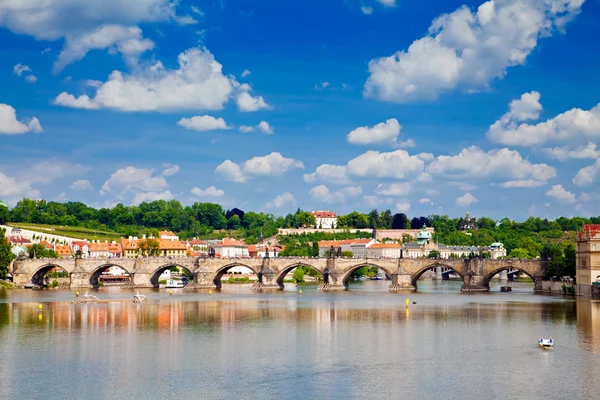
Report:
0,280,598,399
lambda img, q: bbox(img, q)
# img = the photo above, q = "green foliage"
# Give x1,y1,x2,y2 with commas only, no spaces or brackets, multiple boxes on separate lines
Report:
138,238,160,256
292,267,305,283
352,266,378,278
0,228,14,279
509,248,531,258
341,250,353,258
392,213,410,229
427,250,441,259
27,244,59,259
338,211,369,228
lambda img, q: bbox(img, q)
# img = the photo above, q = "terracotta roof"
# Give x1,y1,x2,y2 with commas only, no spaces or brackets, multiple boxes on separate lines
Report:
188,239,207,245
121,238,140,251
158,239,186,250
9,236,31,244
159,231,177,237
580,224,600,239
369,243,401,249
213,238,247,248
88,242,110,252
108,243,122,254
312,211,337,218
55,245,72,257
39,240,54,249
350,239,374,245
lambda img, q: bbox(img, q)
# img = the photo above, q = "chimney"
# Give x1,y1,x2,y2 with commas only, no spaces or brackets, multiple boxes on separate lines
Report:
143,234,146,239
129,236,133,240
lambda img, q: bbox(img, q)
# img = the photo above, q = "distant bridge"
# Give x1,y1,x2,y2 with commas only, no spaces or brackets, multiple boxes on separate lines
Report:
11,256,546,292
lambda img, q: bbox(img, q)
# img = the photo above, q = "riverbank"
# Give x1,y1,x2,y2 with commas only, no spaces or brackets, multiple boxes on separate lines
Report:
537,280,600,298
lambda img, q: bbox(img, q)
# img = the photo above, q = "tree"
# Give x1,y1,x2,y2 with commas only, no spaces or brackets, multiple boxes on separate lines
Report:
563,243,576,277
227,214,241,230
338,212,369,228
509,248,531,259
27,244,58,259
312,241,319,257
368,209,380,229
379,209,393,229
292,267,305,283
428,250,441,259
391,213,409,229
546,245,566,277
0,228,14,279
138,238,160,256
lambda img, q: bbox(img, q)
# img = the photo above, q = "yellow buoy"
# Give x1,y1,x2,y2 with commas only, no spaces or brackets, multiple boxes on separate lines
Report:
38,303,43,311
38,314,42,321
209,290,212,295
405,298,409,307
169,290,173,296
299,290,302,295
76,291,79,297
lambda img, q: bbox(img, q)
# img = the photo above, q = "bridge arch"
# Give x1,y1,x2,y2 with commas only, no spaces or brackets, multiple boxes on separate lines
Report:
275,263,324,287
90,264,132,288
484,266,536,287
31,263,70,287
341,263,394,288
410,263,464,289
213,263,259,288
150,264,196,288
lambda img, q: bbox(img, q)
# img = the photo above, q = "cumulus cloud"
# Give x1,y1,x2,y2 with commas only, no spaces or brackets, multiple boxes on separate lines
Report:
161,164,180,177
25,75,38,83
215,152,303,183
427,146,556,183
347,118,415,147
364,1,583,102
455,192,478,207
69,179,92,191
13,64,31,76
309,185,362,204
132,190,175,204
100,166,168,197
177,115,232,131
543,143,600,161
303,164,350,185
191,186,225,197
573,159,600,186
0,0,193,70
488,91,600,147
54,48,235,112
240,121,274,134
396,202,411,213
241,69,251,78
375,182,411,196
266,192,296,208
0,172,41,205
497,179,547,188
419,198,434,205
546,184,576,204
236,84,271,112
0,104,43,134
361,6,373,15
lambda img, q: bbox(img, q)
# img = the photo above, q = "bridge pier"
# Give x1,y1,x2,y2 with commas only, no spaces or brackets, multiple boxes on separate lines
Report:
388,273,416,292
461,259,489,292
435,267,442,280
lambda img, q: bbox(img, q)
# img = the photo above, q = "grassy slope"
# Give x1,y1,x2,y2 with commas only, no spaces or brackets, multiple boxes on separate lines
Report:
6,223,123,241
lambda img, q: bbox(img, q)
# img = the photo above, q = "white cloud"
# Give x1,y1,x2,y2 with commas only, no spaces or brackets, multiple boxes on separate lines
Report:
498,179,546,188
427,145,556,182
215,160,247,183
236,84,271,112
191,186,225,197
25,75,38,83
243,152,304,176
455,192,478,207
54,48,235,112
266,192,296,208
347,118,415,147
0,0,187,70
364,1,583,102
303,164,350,185
69,179,92,191
132,190,175,204
0,172,40,205
101,166,168,196
257,121,274,134
543,143,600,161
488,92,600,147
239,125,255,133
162,165,180,177
241,69,251,78
314,81,330,90
573,159,600,186
361,6,373,15
425,188,440,197
396,202,411,213
346,149,426,179
308,185,361,204
15,159,88,184
0,104,43,135
419,198,434,205
13,64,31,76
377,0,397,6
54,25,154,72
546,184,576,204
177,115,232,131
375,182,411,196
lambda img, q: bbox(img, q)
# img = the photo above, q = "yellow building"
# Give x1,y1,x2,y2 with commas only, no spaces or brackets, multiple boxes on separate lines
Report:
576,224,600,285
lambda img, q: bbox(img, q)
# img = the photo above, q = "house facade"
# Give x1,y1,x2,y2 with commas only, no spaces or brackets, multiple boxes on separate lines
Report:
576,224,600,285
312,210,337,229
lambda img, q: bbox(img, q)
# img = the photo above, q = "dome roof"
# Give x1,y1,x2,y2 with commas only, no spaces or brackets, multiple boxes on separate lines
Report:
417,226,432,240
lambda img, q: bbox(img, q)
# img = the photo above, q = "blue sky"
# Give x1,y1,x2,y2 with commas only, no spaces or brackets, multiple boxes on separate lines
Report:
1,0,600,220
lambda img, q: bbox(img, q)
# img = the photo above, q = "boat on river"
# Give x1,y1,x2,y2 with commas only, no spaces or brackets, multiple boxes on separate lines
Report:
538,338,554,349
133,291,147,303
165,279,188,288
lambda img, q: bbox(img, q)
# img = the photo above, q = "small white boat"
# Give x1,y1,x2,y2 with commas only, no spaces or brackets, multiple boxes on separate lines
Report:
133,291,147,303
538,338,554,349
82,291,98,302
165,279,188,288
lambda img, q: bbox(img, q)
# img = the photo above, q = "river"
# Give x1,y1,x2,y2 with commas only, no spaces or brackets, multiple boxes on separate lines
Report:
0,280,598,399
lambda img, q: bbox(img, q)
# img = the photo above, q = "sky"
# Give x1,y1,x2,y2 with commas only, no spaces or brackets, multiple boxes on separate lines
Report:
1,0,600,221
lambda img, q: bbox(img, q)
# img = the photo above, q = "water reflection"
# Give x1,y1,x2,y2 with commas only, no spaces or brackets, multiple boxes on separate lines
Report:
0,283,598,399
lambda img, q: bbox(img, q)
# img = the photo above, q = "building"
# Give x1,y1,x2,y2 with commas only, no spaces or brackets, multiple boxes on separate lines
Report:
158,238,187,257
121,237,140,258
317,239,378,257
312,210,337,229
9,233,31,247
108,242,123,257
55,245,72,258
576,224,600,285
186,239,208,253
374,227,435,241
39,240,54,250
71,241,89,257
88,241,111,258
367,243,402,258
159,231,179,240
350,238,378,258
211,238,249,258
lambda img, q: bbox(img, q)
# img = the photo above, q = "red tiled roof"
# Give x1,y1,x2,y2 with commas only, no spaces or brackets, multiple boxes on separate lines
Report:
9,236,31,244
213,238,247,248
369,243,401,249
580,224,600,239
312,211,337,218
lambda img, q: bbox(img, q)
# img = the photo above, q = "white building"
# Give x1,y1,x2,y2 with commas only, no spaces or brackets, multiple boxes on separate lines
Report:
367,243,402,258
212,238,249,258
312,210,337,229
318,238,378,257
350,238,378,258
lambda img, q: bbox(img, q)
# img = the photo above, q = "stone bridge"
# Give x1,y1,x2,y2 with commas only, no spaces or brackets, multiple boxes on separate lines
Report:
11,256,546,292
